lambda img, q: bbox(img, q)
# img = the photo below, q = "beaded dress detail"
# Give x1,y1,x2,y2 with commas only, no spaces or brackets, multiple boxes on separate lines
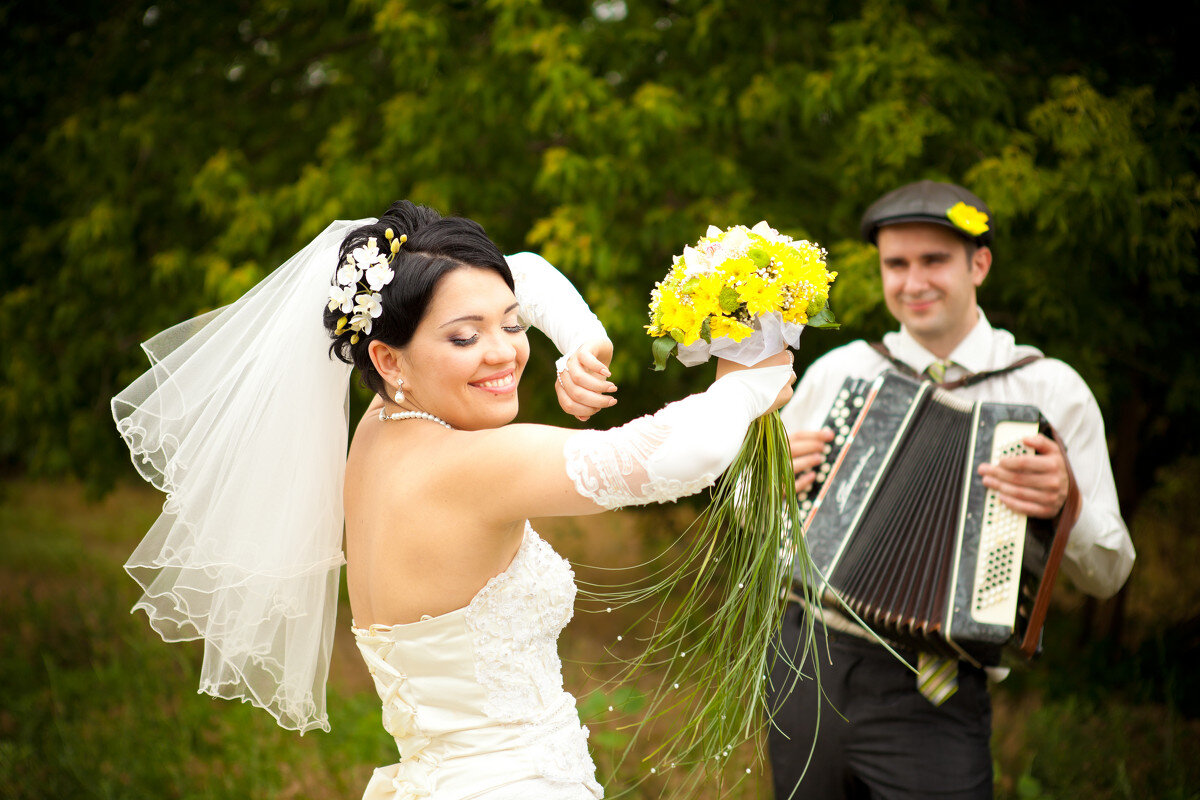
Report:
352,524,603,800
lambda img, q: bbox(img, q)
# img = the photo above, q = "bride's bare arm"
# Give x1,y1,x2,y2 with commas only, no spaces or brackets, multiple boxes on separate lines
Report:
448,356,795,523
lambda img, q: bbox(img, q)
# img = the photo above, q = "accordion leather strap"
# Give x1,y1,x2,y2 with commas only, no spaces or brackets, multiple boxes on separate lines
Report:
1017,424,1082,657
868,341,1042,390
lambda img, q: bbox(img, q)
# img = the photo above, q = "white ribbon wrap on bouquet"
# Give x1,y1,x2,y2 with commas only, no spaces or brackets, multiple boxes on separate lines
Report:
674,311,806,367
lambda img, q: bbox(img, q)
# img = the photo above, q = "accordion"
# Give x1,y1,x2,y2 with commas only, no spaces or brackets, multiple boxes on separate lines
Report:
796,371,1079,666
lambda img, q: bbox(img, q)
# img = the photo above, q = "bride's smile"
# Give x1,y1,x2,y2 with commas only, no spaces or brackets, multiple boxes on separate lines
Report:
470,368,518,394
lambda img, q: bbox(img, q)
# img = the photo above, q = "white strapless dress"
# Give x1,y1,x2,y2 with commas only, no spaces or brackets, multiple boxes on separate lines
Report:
351,524,604,800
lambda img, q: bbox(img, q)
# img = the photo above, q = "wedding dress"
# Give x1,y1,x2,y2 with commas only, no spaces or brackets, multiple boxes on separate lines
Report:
353,524,602,800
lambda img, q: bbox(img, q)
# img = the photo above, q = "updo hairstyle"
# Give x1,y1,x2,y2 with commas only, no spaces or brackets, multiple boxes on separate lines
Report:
324,200,513,397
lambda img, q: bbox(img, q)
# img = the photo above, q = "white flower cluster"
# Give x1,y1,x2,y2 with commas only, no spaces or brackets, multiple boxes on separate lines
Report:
328,228,405,343
677,220,786,280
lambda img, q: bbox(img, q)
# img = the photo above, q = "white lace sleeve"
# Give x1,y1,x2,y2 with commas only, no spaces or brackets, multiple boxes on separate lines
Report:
563,365,793,509
507,252,608,364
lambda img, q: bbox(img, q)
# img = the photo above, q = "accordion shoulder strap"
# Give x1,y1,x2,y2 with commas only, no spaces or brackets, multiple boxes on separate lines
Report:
1018,423,1083,658
868,341,1041,390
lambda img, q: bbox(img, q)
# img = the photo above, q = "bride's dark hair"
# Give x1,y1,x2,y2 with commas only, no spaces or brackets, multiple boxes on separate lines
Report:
324,200,513,396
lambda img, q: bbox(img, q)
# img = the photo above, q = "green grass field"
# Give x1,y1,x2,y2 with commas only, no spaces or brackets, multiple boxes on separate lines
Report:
1,479,1196,799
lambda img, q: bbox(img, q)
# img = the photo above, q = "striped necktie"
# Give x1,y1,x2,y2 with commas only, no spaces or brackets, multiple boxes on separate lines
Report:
916,357,959,705
925,359,952,384
917,651,958,705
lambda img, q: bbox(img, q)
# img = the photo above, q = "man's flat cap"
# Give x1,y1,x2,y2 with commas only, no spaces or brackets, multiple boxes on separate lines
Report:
860,180,993,246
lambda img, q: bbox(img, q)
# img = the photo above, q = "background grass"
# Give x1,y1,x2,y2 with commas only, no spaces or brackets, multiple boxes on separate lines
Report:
1,478,1197,799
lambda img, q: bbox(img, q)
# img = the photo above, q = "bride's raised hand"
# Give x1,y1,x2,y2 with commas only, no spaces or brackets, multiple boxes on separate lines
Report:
555,338,617,422
715,349,795,414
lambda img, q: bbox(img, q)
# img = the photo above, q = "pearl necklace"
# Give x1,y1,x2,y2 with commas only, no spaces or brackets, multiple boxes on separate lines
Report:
378,409,454,429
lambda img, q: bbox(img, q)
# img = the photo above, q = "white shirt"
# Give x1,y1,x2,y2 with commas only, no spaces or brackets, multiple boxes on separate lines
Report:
781,310,1135,601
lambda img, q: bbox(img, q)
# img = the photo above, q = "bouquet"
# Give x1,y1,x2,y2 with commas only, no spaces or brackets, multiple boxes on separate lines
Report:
647,220,837,369
596,222,838,787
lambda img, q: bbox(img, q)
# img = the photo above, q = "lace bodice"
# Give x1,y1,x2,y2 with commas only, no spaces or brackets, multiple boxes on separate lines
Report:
352,524,602,800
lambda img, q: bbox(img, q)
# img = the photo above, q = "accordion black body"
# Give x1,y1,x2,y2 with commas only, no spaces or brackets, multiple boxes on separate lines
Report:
795,371,1076,666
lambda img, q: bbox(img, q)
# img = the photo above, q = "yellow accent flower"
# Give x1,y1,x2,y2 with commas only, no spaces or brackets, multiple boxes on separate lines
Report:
740,273,783,316
946,202,989,236
688,273,727,318
709,315,754,342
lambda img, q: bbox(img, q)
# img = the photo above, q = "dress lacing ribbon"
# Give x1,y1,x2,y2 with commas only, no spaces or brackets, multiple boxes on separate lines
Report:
356,633,439,800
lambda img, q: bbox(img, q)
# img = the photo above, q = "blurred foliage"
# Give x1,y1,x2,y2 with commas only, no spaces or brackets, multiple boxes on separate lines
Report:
1,0,1196,511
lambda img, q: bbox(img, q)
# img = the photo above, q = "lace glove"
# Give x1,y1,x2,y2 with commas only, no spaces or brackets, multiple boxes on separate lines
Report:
564,365,793,509
507,252,608,368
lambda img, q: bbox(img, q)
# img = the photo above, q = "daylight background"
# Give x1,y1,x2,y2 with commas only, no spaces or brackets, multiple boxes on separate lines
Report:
2,1,1197,798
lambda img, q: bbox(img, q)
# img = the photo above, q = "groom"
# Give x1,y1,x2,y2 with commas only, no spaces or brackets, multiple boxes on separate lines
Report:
767,180,1135,799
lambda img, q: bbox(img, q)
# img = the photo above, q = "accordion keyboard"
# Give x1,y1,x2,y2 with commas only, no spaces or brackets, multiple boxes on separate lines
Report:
970,420,1038,626
800,381,869,518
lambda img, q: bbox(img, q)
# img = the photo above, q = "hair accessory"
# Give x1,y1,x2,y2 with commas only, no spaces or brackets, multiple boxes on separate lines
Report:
394,377,405,404
328,229,408,345
378,409,453,429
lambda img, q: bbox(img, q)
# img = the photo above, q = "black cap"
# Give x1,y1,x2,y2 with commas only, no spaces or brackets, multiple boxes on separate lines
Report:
859,180,993,246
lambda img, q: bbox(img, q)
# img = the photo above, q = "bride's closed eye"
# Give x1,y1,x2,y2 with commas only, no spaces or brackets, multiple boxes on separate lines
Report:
450,323,526,347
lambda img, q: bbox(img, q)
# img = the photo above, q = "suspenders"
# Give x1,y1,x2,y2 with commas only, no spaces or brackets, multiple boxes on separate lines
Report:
867,342,1042,390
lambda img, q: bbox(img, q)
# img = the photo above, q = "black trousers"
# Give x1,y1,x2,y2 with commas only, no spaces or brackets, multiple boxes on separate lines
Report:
766,604,993,800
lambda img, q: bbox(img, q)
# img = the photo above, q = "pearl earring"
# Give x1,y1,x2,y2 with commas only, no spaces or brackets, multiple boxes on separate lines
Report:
394,378,405,404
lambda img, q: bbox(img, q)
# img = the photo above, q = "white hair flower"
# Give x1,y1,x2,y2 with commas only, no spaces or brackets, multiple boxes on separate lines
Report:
335,260,361,287
353,291,383,321
364,262,394,292
327,284,356,313
352,239,384,270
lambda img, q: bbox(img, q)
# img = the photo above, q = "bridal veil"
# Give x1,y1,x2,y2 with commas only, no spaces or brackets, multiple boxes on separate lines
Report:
113,219,369,733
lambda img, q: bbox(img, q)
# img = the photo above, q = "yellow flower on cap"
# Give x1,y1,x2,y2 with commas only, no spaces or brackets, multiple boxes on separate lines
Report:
946,201,989,236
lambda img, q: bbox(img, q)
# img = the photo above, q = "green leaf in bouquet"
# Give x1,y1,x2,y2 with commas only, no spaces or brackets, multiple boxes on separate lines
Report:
718,285,741,314
700,316,712,343
807,301,840,329
651,335,678,371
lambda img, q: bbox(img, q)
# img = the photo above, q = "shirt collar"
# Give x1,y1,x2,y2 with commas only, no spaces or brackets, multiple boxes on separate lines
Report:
885,309,995,374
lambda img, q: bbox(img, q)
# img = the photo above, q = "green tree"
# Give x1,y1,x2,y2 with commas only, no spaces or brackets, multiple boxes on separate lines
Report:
2,0,1196,550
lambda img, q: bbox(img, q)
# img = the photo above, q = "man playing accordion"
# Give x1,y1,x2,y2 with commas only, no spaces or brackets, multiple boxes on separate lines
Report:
767,180,1136,800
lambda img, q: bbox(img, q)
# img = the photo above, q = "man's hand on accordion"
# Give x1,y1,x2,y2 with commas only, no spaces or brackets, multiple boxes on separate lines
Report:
977,433,1070,519
788,428,835,494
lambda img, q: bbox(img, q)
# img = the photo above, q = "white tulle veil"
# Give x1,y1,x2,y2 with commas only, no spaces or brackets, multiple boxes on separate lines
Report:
112,218,371,733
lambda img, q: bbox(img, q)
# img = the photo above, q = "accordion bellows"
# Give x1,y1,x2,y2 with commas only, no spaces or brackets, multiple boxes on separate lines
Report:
798,372,1079,666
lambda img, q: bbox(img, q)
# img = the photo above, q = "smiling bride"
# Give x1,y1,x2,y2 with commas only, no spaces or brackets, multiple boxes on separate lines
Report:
113,200,794,799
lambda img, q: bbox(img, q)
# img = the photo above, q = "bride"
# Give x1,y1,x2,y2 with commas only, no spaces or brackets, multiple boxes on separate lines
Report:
114,200,794,799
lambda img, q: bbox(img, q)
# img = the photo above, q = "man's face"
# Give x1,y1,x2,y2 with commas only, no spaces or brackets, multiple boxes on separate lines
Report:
877,222,990,354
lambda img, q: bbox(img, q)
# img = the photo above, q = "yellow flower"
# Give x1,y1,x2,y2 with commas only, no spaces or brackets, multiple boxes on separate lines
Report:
654,287,706,345
740,274,783,316
688,273,727,319
709,315,754,342
719,255,756,285
946,202,989,236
